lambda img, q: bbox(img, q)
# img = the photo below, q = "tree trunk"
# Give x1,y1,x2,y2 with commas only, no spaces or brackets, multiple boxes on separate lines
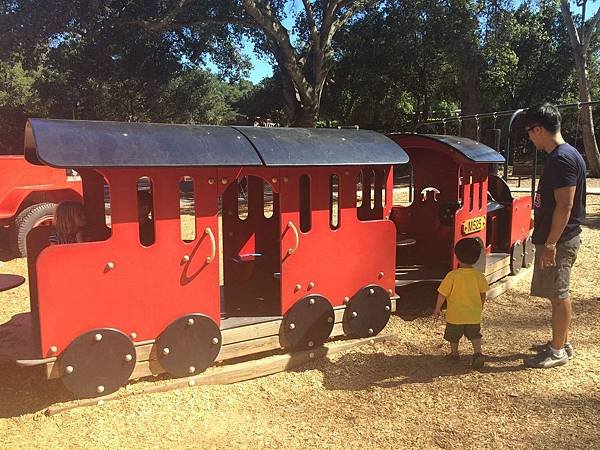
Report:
574,51,600,176
459,62,481,140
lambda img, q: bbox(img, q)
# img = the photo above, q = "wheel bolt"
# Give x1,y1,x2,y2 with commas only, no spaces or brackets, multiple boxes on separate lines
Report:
162,347,170,355
97,385,105,394
94,333,103,342
124,354,133,362
289,323,296,330
65,365,74,374
212,337,219,345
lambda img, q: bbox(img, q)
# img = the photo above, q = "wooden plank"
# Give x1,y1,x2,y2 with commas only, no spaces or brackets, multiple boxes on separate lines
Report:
487,267,531,300
45,333,397,416
485,264,511,285
485,253,509,275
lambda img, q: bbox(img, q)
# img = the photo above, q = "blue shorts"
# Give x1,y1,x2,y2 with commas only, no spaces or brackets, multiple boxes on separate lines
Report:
530,234,580,300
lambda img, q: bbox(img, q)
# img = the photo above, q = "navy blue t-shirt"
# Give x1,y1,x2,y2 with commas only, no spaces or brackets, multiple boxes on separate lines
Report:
532,143,587,244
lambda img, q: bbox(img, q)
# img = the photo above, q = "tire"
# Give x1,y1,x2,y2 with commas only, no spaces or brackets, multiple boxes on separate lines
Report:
11,202,56,257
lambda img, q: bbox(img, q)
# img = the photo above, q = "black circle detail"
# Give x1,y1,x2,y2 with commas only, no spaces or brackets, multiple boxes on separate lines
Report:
156,314,221,378
281,295,335,350
59,328,136,399
523,236,535,268
510,240,523,275
343,285,391,338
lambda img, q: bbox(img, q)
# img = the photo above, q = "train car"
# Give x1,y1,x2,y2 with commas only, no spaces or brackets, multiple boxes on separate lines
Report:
387,134,533,303
0,119,408,398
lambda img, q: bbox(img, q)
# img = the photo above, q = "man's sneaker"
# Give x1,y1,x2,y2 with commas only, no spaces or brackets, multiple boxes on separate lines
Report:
524,348,569,368
471,353,485,369
531,341,574,359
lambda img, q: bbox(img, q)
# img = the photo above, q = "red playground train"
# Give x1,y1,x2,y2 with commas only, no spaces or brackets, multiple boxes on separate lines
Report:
0,119,532,399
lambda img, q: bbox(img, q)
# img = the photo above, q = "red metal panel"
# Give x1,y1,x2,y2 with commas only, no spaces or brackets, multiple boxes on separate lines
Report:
0,156,82,221
509,195,533,246
34,168,220,357
279,166,396,314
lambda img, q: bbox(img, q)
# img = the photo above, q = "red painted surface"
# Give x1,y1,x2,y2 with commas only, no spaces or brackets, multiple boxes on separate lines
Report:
35,168,220,357
0,155,81,222
509,195,533,246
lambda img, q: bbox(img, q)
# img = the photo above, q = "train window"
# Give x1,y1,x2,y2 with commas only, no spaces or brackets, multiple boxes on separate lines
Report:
137,177,155,246
369,170,376,210
180,176,196,242
381,169,387,208
238,177,248,220
355,171,363,207
478,180,484,210
469,182,474,212
393,164,413,206
330,174,340,230
263,180,273,219
300,175,311,232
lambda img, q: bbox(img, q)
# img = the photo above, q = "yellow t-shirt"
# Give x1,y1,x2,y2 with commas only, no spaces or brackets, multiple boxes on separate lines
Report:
437,268,489,324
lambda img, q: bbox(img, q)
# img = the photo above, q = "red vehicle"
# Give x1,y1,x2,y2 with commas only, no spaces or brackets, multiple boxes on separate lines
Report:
0,155,82,256
0,120,532,400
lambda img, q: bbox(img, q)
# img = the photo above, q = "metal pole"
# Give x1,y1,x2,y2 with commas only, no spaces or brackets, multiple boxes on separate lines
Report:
532,146,538,202
505,108,525,181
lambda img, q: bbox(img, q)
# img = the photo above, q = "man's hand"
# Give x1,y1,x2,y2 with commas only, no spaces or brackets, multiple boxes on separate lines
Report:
539,245,557,269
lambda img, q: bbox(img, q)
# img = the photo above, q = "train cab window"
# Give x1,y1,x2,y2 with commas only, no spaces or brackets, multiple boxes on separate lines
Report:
355,171,363,207
137,177,155,246
478,180,484,210
238,177,248,220
180,176,196,242
392,164,413,206
330,174,340,230
469,182,475,212
381,169,387,208
263,180,273,219
369,170,376,209
300,175,311,232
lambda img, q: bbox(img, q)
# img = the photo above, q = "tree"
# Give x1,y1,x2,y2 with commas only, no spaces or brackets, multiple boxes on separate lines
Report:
560,0,600,176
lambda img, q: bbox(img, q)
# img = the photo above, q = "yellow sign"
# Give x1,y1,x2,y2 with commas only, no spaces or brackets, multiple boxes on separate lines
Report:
462,216,486,235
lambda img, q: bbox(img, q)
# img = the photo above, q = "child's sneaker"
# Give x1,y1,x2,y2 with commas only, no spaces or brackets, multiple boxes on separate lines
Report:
471,353,485,369
531,341,574,359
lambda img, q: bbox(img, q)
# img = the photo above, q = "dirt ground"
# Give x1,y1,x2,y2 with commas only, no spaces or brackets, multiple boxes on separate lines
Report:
0,196,598,449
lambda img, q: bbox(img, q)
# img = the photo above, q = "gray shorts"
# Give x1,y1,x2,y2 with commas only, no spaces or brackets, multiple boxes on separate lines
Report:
530,234,580,300
444,323,482,343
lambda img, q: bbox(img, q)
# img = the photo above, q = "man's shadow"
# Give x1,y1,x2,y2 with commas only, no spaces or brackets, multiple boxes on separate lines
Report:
306,350,529,392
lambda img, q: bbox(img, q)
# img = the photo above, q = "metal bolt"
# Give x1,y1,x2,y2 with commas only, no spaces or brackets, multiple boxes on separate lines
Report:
221,177,228,184
368,328,374,335
49,346,58,353
187,318,195,326
309,352,315,359
272,177,278,183
308,341,314,348
105,262,115,270
385,305,391,312
162,347,170,355
65,365,74,374
343,296,350,304
208,178,215,185
308,281,315,289
124,354,133,362
182,255,190,263
212,337,219,345
189,366,196,374
97,385,105,394
351,311,358,318
94,333,103,342
378,272,384,279
130,332,137,340
327,316,334,323
188,379,196,387
309,298,315,305
369,288,375,295
289,323,296,330
294,284,302,292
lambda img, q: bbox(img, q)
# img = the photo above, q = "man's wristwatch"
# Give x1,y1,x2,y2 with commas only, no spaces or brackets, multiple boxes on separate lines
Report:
544,242,557,250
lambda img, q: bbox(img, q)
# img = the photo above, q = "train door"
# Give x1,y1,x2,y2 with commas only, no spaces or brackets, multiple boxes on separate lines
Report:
221,174,281,317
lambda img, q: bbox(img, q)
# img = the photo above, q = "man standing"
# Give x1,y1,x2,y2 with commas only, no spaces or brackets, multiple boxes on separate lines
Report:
522,103,587,369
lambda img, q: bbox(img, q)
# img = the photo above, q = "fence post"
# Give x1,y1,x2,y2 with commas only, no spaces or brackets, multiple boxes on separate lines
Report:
505,109,525,181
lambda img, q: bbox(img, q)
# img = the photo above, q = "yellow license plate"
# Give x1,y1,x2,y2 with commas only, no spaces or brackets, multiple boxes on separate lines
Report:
462,216,486,235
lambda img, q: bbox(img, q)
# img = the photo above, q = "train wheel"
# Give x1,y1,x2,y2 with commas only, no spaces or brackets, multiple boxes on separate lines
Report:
156,314,221,378
523,236,535,269
281,295,335,350
58,328,136,399
11,202,56,257
510,240,524,275
343,285,391,338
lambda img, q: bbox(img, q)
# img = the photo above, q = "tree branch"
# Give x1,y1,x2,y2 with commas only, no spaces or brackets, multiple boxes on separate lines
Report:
301,0,320,49
582,6,600,52
561,0,582,49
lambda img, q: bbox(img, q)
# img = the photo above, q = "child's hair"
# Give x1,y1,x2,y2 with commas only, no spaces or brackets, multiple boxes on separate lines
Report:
454,238,482,265
54,201,85,238
522,103,561,134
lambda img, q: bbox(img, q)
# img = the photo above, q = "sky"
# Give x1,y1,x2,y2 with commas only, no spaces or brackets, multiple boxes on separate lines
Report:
234,0,600,84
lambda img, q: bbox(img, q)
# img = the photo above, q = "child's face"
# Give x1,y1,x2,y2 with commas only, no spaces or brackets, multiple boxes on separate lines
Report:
74,211,86,228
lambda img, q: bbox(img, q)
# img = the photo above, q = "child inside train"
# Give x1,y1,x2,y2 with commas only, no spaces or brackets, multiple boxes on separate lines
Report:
48,201,87,245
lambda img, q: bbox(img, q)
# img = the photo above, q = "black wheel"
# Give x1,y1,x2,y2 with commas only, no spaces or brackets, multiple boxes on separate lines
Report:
59,328,136,399
156,314,221,378
280,295,335,350
343,285,392,338
510,240,523,275
11,202,56,257
523,236,535,268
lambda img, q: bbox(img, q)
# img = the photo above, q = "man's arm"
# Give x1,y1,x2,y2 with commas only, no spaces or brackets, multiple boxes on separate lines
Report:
540,185,576,268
